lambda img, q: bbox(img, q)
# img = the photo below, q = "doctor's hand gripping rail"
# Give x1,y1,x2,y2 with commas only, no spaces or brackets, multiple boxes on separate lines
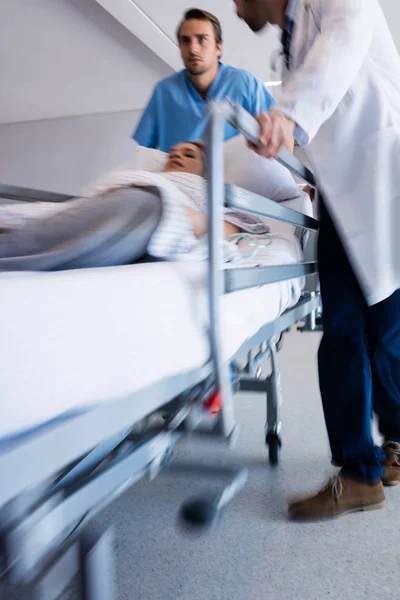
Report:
205,100,320,463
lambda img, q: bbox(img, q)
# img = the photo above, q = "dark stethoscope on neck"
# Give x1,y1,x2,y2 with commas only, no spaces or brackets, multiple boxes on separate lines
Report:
270,47,285,76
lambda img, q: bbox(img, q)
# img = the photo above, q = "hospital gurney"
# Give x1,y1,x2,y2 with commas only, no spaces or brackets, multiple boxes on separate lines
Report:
0,101,319,599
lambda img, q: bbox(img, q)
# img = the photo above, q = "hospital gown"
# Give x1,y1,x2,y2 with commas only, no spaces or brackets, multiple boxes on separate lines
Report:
83,169,272,258
0,170,271,271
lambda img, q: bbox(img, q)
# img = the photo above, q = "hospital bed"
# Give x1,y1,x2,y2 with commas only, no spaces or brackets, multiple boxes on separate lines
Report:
0,101,319,599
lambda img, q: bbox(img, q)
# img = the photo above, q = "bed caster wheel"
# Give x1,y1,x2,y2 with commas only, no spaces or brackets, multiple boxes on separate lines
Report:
266,434,281,466
180,496,221,528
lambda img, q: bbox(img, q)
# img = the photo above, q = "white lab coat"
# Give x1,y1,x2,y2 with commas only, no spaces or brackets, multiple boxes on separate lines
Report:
275,0,400,305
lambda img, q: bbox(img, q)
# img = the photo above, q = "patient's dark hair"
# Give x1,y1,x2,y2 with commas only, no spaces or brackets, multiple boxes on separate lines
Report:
190,140,207,175
191,140,206,163
176,9,223,45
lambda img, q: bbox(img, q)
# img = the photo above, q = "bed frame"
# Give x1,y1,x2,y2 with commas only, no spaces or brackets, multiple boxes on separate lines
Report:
0,102,320,599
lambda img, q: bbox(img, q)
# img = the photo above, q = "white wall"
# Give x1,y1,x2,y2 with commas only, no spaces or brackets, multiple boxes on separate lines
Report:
0,110,141,196
0,0,173,197
380,0,400,49
0,0,172,124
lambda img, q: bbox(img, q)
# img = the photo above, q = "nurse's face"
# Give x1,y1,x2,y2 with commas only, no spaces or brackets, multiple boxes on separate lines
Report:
233,0,271,32
178,19,222,76
165,143,204,176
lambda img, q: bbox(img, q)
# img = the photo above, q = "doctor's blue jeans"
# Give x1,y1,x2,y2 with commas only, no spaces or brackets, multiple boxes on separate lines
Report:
317,199,400,482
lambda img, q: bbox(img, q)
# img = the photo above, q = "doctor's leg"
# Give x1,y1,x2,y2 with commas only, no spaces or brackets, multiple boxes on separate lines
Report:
317,201,385,481
367,289,400,485
288,199,385,521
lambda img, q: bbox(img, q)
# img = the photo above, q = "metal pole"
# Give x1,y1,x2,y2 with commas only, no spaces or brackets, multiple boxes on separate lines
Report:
80,528,115,600
206,104,236,438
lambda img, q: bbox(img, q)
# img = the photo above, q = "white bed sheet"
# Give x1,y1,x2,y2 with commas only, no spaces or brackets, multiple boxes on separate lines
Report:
0,233,303,440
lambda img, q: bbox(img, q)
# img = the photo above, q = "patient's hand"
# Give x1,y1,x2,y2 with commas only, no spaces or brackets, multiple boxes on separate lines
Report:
223,221,241,236
104,185,129,194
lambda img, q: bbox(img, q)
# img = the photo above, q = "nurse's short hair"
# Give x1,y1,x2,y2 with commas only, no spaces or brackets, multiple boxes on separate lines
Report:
177,9,223,45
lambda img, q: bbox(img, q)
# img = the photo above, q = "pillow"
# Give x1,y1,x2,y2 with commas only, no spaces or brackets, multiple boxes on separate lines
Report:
133,143,167,172
224,135,314,244
271,195,313,243
223,134,301,202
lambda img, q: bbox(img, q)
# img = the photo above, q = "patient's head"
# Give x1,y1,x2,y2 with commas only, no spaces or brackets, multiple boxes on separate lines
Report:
165,142,206,176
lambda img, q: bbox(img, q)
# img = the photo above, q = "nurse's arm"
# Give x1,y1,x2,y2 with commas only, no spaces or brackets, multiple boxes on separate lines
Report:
132,87,159,149
273,0,376,147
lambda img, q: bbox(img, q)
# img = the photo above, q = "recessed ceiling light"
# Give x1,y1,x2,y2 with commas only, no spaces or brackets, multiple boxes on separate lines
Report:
265,80,282,86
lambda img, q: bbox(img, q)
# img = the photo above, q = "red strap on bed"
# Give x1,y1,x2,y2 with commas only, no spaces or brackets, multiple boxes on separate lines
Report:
204,391,223,415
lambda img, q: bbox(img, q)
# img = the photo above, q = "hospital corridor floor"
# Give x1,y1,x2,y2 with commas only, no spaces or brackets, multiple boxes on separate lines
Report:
2,331,398,600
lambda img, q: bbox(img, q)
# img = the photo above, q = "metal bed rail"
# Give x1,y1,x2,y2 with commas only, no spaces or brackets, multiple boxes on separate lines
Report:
205,100,319,442
222,100,316,187
0,183,73,203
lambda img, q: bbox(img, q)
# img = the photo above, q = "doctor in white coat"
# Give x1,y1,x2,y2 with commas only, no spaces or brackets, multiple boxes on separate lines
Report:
234,0,400,521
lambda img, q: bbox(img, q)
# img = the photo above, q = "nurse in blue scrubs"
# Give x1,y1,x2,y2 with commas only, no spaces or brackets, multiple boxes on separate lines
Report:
133,8,275,152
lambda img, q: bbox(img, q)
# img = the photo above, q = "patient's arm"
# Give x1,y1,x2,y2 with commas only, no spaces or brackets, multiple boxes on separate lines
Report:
224,221,242,236
86,170,241,240
183,206,241,239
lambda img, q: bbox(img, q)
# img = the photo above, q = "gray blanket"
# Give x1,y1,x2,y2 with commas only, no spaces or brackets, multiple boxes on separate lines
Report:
0,188,163,271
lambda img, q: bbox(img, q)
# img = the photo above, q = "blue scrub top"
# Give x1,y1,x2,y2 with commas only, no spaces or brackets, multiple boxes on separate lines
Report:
133,63,275,152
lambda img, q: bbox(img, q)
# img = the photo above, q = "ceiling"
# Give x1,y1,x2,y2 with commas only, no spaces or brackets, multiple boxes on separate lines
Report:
1,0,399,125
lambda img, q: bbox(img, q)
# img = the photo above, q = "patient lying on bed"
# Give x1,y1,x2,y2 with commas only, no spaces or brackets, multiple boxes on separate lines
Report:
0,141,271,271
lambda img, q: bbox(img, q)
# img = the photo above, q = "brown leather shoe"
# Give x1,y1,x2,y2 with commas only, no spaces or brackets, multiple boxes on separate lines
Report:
288,474,385,521
382,441,400,486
